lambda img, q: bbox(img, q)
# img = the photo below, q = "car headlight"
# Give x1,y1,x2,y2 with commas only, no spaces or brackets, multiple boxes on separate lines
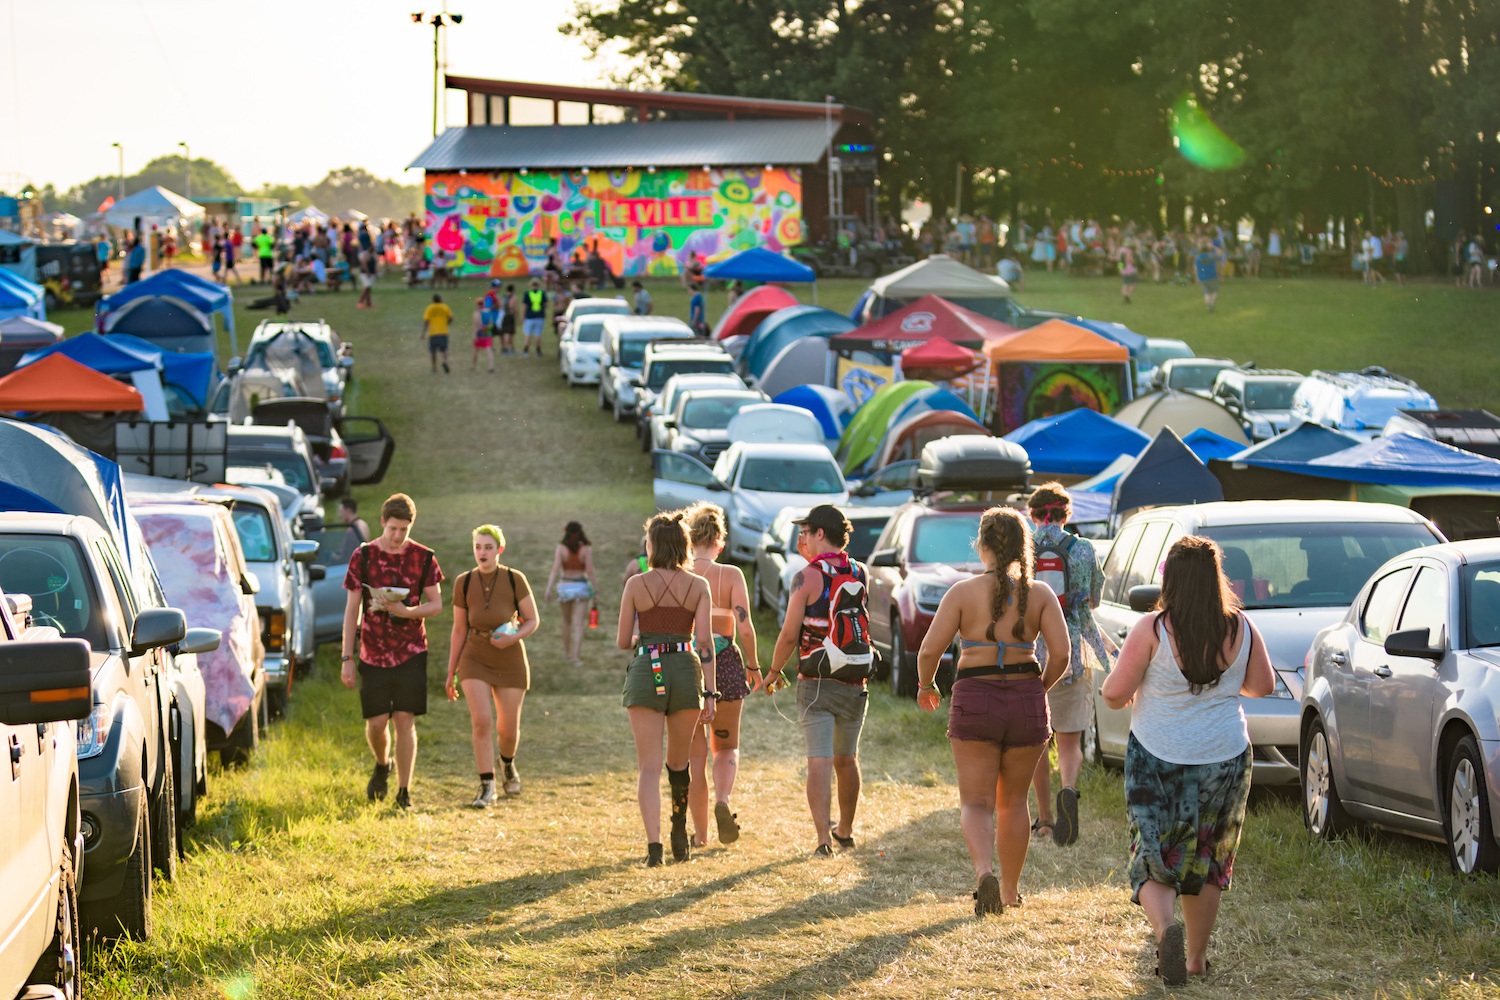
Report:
77,701,114,760
917,582,951,609
1268,672,1294,699
737,512,766,532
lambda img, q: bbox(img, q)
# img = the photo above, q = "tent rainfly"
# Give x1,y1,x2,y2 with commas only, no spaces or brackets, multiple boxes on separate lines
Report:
98,269,237,353
712,284,799,340
103,185,204,229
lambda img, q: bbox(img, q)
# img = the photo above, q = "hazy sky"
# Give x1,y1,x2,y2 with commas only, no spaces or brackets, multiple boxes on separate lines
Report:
1,0,615,194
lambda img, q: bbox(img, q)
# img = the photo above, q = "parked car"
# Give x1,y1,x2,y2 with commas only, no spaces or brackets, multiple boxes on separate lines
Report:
656,386,766,466
1089,500,1444,785
597,317,695,421
306,520,368,646
1135,337,1195,395
653,441,850,561
252,398,350,497
1301,538,1500,874
240,320,354,416
846,459,923,509
1291,367,1439,439
559,313,612,386
557,294,631,341
0,588,92,1000
0,513,204,939
227,424,326,507
1148,357,1238,396
634,358,742,450
1210,367,1306,441
754,505,892,626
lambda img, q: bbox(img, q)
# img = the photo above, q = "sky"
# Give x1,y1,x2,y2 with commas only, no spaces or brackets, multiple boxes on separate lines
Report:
0,0,617,194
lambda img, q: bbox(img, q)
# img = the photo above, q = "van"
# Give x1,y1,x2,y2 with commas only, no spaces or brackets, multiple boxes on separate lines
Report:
1291,367,1438,439
596,316,695,420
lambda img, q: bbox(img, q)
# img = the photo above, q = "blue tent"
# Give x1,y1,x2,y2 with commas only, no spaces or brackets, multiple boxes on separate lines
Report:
0,267,45,321
101,295,215,356
1113,427,1224,517
891,386,981,426
702,247,816,283
108,334,217,408
1004,409,1150,476
1069,318,1147,356
18,331,159,375
98,270,236,353
773,384,852,442
1183,427,1248,462
1226,422,1360,463
848,289,872,324
740,305,854,380
1069,491,1113,525
1233,432,1500,489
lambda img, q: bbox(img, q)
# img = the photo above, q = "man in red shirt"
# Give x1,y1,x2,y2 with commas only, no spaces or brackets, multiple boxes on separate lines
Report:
341,493,444,809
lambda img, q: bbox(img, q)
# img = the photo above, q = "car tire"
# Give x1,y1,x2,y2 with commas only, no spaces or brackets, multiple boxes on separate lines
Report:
1082,703,1102,767
220,701,259,768
27,837,80,997
151,759,178,881
889,626,917,699
1446,735,1500,875
1301,719,1352,840
753,571,765,611
85,791,152,941
268,682,288,720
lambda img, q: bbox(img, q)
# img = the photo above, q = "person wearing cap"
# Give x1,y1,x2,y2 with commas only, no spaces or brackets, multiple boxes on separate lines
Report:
766,504,870,856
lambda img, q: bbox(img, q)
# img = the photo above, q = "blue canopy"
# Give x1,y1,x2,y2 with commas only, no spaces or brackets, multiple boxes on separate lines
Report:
98,270,236,352
1069,491,1113,525
1004,408,1150,476
740,305,855,380
0,268,45,321
101,295,216,357
773,384,851,441
1232,432,1500,489
1183,427,1248,462
19,331,159,375
702,247,816,283
1069,318,1147,355
107,334,217,408
1227,422,1360,463
1113,428,1224,517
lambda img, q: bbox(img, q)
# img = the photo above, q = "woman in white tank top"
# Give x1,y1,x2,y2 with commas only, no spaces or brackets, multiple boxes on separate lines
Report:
1101,536,1274,986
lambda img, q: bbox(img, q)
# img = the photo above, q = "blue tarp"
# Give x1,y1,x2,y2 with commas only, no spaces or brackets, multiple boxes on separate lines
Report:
97,269,236,352
19,331,159,375
1233,432,1500,489
0,268,45,321
1226,422,1360,463
109,334,217,408
773,384,851,441
740,305,855,380
1069,318,1147,356
1004,409,1150,476
101,295,215,356
702,247,816,283
1113,428,1224,516
1183,427,1248,462
1069,491,1113,525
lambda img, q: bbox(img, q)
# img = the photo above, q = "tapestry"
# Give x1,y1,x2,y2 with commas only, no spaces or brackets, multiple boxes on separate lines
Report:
995,362,1129,433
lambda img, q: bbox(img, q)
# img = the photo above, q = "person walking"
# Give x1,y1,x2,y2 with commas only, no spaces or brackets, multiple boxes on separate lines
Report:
1193,239,1221,313
618,512,716,866
445,525,539,806
915,506,1070,916
521,278,548,357
125,237,145,285
338,496,369,542
544,521,598,666
1118,240,1138,305
766,505,873,856
222,229,241,285
1024,483,1114,845
357,249,378,310
684,503,761,847
340,493,445,810
688,282,707,336
470,296,495,372
252,227,276,284
498,284,518,355
421,293,453,373
1100,536,1274,985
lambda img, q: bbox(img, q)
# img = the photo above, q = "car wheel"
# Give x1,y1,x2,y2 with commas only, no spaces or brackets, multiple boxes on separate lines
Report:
1446,735,1500,875
27,837,80,998
1301,719,1352,840
889,626,917,699
84,791,152,941
150,759,178,881
268,681,288,719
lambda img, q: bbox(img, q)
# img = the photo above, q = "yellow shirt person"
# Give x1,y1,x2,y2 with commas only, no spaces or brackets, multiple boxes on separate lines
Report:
421,294,454,373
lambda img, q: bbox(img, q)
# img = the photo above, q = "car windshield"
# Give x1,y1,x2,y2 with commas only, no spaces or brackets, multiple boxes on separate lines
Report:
1465,563,1500,648
1200,522,1437,609
1245,379,1301,410
1169,364,1229,391
572,319,607,344
619,340,652,369
230,503,278,562
1141,343,1193,368
848,518,887,562
682,396,756,430
229,450,313,493
647,359,734,391
0,534,107,649
575,301,629,318
739,457,842,494
911,514,983,564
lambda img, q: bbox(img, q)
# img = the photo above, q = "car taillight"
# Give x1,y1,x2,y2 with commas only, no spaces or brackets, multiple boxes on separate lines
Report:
330,443,348,460
261,610,286,652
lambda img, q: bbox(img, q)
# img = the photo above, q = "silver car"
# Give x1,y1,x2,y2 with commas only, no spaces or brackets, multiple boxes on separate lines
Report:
1301,539,1500,874
1089,501,1443,785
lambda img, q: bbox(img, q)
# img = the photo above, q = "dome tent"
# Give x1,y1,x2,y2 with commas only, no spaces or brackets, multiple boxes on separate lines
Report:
101,295,216,356
712,284,799,340
738,305,854,381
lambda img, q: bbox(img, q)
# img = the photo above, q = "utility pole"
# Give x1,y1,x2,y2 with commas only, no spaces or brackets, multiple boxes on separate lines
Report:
413,11,463,137
178,141,191,202
111,142,124,201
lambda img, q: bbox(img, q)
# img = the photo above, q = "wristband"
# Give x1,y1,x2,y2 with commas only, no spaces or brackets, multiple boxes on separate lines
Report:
341,655,353,662
702,691,720,700
918,682,937,692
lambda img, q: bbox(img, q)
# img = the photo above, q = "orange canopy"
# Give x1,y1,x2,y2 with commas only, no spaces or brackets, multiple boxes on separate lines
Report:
0,353,145,412
981,318,1130,363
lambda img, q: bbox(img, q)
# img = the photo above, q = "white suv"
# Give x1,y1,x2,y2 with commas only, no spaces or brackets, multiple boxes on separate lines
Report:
597,317,695,421
1291,367,1438,439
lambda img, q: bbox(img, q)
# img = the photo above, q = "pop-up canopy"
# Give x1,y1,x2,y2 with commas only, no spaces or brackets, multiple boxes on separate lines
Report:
981,319,1129,363
0,353,145,412
901,337,981,380
703,246,816,283
104,185,203,229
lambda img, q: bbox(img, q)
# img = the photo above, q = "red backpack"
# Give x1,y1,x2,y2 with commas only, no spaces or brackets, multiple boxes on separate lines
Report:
811,555,873,681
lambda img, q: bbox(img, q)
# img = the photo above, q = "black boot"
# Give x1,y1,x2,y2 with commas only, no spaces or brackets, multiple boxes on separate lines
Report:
646,842,664,867
667,765,691,862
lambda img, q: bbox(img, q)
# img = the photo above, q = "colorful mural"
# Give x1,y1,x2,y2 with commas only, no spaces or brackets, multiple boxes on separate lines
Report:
995,362,1129,433
424,168,804,279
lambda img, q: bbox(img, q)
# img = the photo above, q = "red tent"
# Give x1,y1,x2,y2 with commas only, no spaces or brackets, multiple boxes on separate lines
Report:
711,284,800,340
900,336,981,380
0,353,145,412
828,294,1018,350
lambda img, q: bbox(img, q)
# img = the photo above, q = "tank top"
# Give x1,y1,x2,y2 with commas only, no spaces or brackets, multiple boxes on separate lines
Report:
635,571,696,635
561,546,587,573
697,560,736,637
1130,613,1251,765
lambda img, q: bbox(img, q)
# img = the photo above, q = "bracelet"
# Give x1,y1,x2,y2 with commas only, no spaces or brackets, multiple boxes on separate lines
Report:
341,655,353,662
918,682,937,692
702,691,720,700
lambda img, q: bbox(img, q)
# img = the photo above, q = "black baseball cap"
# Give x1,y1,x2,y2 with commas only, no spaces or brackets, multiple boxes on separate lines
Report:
792,504,850,537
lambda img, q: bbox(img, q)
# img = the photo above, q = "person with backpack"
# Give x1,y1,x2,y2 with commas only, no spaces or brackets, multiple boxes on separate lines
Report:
766,505,873,856
1025,483,1114,847
914,506,1071,915
445,524,539,807
339,493,445,810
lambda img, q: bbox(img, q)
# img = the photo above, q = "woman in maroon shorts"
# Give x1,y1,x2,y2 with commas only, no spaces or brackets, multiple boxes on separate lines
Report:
916,506,1070,916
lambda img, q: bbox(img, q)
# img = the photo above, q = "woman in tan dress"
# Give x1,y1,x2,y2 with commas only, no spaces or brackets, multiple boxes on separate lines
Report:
446,524,539,807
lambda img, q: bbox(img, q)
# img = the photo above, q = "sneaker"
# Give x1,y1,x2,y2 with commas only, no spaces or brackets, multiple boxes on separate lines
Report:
502,762,521,796
472,780,496,808
646,842,664,867
395,787,412,810
367,762,391,801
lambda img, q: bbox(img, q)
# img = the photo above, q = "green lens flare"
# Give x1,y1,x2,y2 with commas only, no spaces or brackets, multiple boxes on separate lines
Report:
220,975,256,1000
1170,93,1246,171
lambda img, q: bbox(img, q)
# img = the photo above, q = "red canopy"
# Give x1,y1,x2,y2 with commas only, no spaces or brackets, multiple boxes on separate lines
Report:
828,294,1018,350
900,336,981,379
0,353,145,412
711,284,800,340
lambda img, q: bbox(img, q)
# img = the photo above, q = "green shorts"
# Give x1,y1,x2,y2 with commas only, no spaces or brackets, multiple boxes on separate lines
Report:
623,632,703,714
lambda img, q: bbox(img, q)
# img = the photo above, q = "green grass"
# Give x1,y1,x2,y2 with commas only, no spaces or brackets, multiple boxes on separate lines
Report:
60,270,1500,997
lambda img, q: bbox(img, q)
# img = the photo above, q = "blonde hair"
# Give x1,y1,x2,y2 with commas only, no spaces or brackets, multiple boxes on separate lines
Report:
979,506,1033,642
472,524,505,548
685,502,727,548
645,511,691,569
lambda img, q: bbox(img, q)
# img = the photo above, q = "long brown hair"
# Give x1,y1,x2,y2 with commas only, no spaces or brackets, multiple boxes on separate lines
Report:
561,521,590,553
979,506,1033,641
645,511,691,570
1156,536,1242,693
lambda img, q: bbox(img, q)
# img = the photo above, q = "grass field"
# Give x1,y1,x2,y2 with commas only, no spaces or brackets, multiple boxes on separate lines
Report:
65,269,1500,998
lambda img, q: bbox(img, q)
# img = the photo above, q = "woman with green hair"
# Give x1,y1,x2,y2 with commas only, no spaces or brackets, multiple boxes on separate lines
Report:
446,524,540,806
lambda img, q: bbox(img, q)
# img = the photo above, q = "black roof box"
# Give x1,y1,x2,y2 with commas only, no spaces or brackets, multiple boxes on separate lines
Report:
918,435,1031,492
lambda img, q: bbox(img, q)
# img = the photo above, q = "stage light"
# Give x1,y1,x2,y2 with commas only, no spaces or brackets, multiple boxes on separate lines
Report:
451,13,462,23
411,12,423,22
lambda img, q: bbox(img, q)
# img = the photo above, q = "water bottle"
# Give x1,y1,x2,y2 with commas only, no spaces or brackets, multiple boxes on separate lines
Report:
588,605,600,630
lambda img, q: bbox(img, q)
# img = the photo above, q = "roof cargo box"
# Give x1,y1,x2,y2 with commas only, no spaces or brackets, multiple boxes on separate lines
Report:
918,435,1031,492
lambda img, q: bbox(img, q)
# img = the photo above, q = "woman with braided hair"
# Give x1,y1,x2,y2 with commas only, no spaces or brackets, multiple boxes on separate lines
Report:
915,506,1070,916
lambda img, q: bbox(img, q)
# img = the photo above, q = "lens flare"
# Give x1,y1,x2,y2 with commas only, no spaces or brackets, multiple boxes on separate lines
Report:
218,974,255,999
1170,93,1245,171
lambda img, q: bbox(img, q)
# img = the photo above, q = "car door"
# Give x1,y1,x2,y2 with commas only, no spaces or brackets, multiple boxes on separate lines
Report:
338,416,395,485
1368,563,1448,818
651,450,726,513
1342,565,1415,802
1092,520,1167,757
307,524,365,644
0,606,50,988
865,509,910,652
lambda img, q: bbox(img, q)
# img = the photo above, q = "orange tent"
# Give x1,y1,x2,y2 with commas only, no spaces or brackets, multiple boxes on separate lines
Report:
981,318,1129,362
0,353,145,412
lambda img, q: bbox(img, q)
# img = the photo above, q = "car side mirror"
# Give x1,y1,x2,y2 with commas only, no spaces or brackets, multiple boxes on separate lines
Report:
309,565,327,582
661,417,676,428
1127,585,1161,613
241,574,260,595
177,627,221,656
851,482,875,497
298,512,325,533
1384,627,1445,661
291,539,319,564
130,607,187,656
870,548,901,568
765,542,784,556
0,637,93,725
319,476,339,494
227,356,243,375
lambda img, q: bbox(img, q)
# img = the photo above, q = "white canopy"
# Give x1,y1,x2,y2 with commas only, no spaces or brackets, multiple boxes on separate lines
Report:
868,254,1011,299
104,185,204,229
287,207,329,225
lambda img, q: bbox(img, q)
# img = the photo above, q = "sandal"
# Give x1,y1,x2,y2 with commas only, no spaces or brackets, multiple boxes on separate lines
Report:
715,801,741,845
1054,787,1080,846
1031,817,1055,840
831,830,855,851
1154,923,1188,987
973,873,1002,916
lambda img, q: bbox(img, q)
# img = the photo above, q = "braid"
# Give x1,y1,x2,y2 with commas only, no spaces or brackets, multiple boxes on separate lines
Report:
979,507,1034,641
1013,530,1034,642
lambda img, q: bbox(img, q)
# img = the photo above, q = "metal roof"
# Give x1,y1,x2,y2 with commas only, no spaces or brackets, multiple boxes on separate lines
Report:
409,120,836,171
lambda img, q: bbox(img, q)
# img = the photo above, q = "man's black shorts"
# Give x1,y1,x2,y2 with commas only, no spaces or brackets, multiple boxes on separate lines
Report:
427,334,449,355
358,652,428,718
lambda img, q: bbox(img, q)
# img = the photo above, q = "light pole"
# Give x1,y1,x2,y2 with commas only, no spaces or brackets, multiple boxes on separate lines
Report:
178,142,191,202
412,11,463,137
111,142,124,201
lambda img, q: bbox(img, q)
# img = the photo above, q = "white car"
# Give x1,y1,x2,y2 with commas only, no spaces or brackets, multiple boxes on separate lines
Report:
1291,367,1438,440
646,373,753,451
597,316,695,421
557,295,631,340
652,441,849,561
559,313,611,386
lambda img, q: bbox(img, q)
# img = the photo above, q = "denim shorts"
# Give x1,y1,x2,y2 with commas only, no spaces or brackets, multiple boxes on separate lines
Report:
796,677,867,758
